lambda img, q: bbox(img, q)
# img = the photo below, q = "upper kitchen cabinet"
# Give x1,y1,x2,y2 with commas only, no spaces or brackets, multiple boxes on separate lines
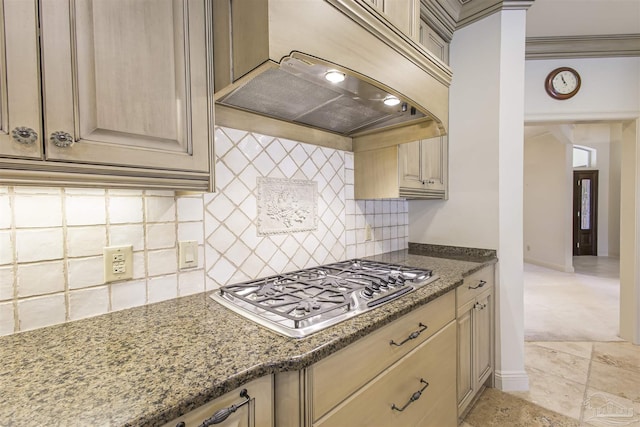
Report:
354,135,448,199
0,0,214,191
417,0,454,65
0,1,42,160
365,0,421,40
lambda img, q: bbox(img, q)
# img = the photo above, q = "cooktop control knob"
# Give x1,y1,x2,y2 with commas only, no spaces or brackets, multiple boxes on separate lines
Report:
362,286,374,298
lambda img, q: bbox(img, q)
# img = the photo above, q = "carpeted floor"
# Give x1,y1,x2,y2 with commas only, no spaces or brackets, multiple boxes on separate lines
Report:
523,257,621,342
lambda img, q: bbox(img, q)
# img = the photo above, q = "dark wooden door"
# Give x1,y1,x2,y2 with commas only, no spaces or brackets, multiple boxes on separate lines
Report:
573,170,598,255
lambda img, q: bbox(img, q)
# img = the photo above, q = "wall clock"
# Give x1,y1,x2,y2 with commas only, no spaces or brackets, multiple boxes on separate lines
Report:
545,67,581,100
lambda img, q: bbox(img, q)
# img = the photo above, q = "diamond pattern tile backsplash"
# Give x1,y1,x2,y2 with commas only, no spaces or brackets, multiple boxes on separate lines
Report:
0,126,407,336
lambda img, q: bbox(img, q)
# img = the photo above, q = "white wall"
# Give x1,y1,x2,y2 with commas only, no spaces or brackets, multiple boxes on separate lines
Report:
408,15,500,250
525,57,640,343
526,57,640,122
410,9,530,391
523,132,573,271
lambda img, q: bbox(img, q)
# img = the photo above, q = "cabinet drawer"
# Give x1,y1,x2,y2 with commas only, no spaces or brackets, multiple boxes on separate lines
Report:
315,321,457,427
162,375,273,427
310,290,455,421
456,266,494,309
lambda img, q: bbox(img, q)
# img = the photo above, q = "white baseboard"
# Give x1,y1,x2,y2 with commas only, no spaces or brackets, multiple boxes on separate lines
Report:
494,370,530,391
524,258,574,273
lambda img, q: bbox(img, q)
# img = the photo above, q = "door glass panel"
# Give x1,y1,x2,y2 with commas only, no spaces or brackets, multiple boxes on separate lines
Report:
581,179,591,230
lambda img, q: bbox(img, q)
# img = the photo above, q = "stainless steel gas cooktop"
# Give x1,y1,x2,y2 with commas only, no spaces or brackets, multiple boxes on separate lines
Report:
209,259,438,338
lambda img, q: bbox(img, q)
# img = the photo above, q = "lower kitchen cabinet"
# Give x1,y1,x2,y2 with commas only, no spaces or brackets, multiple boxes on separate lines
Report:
274,291,458,427
314,321,456,427
163,375,273,427
456,266,495,418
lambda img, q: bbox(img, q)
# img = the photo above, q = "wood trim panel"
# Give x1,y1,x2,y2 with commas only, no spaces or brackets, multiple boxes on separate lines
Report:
0,160,211,190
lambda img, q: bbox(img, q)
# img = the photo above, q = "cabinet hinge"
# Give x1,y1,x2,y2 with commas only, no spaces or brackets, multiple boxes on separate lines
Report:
577,242,580,248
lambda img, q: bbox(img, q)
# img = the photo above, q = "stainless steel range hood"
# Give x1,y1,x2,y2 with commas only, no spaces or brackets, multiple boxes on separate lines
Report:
213,0,452,149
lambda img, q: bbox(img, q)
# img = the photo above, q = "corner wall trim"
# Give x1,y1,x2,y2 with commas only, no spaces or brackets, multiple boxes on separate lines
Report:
494,370,530,392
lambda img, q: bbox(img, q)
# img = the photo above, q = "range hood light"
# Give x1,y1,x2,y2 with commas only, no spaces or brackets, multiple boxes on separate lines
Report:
383,95,401,106
324,70,346,83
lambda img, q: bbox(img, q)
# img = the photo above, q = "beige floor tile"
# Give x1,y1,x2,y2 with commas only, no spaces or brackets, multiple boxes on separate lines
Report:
589,360,640,402
532,341,594,360
464,388,581,427
592,341,640,374
582,388,640,427
525,343,591,385
510,368,586,420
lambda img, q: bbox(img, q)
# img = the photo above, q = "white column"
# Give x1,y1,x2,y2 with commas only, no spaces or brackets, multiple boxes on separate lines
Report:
494,7,529,391
619,118,640,344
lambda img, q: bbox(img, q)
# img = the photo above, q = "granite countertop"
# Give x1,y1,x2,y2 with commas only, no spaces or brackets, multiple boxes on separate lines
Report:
0,248,496,427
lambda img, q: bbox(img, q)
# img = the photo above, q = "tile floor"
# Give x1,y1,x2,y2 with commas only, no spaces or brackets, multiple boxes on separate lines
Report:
464,257,640,427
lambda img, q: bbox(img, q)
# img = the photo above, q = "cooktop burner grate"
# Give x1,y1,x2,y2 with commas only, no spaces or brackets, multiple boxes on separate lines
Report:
211,259,437,337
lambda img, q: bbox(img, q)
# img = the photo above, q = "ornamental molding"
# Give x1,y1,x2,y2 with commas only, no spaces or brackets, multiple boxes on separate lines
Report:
257,177,318,235
526,34,640,59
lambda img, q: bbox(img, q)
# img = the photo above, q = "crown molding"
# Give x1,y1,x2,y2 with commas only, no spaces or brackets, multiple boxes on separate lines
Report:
526,34,640,59
421,0,457,42
457,0,534,29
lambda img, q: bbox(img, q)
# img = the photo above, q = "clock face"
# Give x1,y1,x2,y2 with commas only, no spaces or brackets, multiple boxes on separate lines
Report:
552,70,578,94
545,67,581,100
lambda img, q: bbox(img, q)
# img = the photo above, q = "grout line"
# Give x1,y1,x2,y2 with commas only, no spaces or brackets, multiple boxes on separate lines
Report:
579,342,595,424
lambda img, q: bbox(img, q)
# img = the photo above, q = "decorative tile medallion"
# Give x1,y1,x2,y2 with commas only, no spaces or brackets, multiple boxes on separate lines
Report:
257,177,318,235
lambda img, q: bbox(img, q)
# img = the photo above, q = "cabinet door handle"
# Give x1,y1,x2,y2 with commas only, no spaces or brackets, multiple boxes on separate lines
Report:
389,323,427,347
49,131,74,148
474,302,487,310
391,378,429,412
201,389,250,426
12,127,38,145
468,280,486,290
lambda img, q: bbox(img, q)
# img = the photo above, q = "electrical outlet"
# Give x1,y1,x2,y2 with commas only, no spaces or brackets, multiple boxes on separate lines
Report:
104,245,133,283
364,224,372,241
179,240,198,269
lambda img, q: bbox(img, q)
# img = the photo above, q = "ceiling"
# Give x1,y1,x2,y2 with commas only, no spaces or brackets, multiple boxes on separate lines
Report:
526,0,640,38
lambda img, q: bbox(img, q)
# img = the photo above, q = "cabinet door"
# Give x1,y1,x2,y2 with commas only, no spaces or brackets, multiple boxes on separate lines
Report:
0,0,42,160
456,305,473,411
381,0,420,40
40,0,212,172
398,140,424,190
421,136,446,192
419,21,450,64
474,291,493,388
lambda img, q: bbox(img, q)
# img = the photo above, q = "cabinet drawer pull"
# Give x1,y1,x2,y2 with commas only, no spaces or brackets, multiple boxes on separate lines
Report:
468,280,486,290
201,389,250,425
50,131,74,148
389,323,427,347
12,127,38,145
391,378,429,412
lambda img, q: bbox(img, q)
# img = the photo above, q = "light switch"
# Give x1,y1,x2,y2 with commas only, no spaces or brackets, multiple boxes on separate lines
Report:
179,241,198,269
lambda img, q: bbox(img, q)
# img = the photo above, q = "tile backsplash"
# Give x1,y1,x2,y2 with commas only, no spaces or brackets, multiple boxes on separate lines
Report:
0,126,407,336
